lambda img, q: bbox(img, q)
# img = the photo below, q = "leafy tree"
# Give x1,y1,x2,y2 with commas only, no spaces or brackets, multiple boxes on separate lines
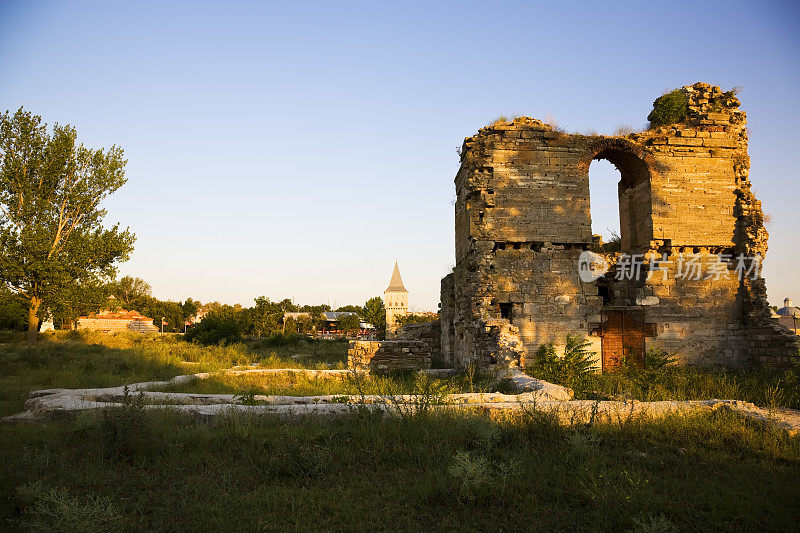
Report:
244,296,283,337
138,297,201,333
361,296,386,338
277,298,298,312
283,316,298,336
336,313,360,333
297,305,329,333
111,276,152,309
0,284,26,330
182,298,199,323
335,305,362,313
396,313,439,327
0,108,135,343
50,280,112,328
184,313,243,346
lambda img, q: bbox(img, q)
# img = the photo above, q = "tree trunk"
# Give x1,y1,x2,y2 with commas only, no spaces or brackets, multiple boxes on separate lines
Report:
26,296,41,345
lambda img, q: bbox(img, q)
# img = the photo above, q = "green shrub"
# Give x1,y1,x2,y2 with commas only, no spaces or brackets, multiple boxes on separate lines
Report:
644,348,677,370
449,450,492,500
16,481,122,532
184,316,243,346
526,335,597,389
258,333,307,347
98,386,154,459
647,89,688,128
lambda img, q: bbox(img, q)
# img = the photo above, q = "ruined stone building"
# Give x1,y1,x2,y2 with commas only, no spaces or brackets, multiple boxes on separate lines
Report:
384,262,408,338
439,83,799,370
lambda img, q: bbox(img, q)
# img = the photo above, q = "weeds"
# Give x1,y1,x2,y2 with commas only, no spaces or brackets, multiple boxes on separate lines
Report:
530,345,800,409
2,407,800,530
98,385,153,459
234,390,259,406
16,481,122,533
0,330,348,415
614,124,637,136
448,451,492,500
525,335,597,391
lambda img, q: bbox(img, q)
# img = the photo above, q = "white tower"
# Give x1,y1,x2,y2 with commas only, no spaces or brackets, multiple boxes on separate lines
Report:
383,262,408,339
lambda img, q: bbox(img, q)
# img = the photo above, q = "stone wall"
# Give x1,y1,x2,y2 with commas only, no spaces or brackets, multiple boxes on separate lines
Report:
443,82,796,369
439,273,456,365
397,320,441,364
77,318,157,333
348,340,432,373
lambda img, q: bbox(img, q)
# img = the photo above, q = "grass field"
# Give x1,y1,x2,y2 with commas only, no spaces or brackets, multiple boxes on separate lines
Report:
0,331,349,417
152,370,490,399
3,407,800,531
1,332,799,531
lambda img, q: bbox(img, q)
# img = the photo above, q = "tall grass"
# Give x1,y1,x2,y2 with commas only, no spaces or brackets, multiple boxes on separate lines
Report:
525,343,800,409
155,367,499,399
0,330,348,416
1,408,799,531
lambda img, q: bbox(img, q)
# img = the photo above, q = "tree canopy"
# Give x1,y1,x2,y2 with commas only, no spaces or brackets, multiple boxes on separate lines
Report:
0,108,135,342
361,296,386,337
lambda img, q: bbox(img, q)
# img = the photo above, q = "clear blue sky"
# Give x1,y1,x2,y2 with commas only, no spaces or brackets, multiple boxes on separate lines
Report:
1,0,798,310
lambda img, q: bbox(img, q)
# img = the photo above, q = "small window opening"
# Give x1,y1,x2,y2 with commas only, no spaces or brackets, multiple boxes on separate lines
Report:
499,303,513,320
597,284,610,305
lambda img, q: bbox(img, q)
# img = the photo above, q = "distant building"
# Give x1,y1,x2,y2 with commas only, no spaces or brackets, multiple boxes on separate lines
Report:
77,308,158,333
320,311,375,339
384,262,408,339
189,308,210,324
776,298,800,317
39,309,55,332
282,311,375,339
776,297,799,333
283,312,311,322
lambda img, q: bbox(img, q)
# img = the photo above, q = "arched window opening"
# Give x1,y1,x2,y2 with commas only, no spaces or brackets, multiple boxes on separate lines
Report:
589,147,653,253
588,159,621,252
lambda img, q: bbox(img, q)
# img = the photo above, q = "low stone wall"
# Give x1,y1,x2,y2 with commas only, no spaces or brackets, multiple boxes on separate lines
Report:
748,323,800,367
77,318,158,333
348,340,432,373
397,320,441,363
77,318,135,332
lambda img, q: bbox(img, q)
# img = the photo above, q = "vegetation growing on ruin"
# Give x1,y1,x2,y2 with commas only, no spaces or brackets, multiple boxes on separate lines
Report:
647,89,689,128
526,335,597,389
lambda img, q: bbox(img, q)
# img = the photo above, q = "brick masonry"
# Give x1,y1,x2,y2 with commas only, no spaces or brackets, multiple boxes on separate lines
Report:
441,82,798,369
348,340,432,373
396,320,442,363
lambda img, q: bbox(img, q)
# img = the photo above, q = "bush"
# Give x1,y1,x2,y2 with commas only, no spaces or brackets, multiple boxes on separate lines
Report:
98,386,153,459
526,335,597,389
643,348,677,371
16,481,122,532
647,89,688,128
184,316,243,346
258,333,306,348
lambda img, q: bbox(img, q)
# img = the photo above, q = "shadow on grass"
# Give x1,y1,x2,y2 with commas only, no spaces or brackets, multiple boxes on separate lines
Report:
1,408,799,531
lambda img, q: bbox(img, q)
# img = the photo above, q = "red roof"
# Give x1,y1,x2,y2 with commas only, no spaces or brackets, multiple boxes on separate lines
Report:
78,309,154,321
